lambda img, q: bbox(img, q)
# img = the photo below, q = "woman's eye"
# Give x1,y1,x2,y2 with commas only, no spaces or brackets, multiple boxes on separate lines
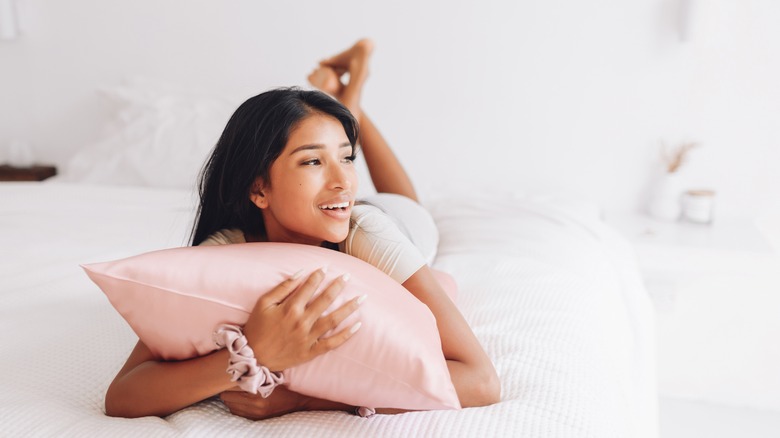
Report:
342,155,356,164
302,159,321,166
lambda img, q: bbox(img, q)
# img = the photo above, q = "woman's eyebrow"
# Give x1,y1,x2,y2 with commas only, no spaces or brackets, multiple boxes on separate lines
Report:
289,143,352,155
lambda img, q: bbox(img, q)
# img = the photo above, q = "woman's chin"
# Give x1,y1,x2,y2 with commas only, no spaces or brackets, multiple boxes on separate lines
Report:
326,229,350,244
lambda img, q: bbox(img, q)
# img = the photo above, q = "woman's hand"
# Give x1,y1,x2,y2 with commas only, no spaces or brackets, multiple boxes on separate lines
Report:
220,386,308,420
243,268,364,372
220,385,358,420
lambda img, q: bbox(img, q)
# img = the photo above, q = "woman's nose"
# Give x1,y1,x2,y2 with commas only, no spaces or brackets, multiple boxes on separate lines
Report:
326,161,352,191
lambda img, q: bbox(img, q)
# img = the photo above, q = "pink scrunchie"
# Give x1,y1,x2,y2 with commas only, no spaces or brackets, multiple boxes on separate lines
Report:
355,406,376,418
213,324,285,398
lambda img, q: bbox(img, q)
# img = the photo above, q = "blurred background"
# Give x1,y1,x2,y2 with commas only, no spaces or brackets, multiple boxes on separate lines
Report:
1,1,778,436
1,0,779,217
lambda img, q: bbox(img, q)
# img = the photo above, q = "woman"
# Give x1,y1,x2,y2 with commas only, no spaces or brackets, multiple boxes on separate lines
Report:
106,39,499,420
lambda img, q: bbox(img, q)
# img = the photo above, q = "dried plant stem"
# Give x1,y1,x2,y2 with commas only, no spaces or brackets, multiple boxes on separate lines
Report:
661,141,699,173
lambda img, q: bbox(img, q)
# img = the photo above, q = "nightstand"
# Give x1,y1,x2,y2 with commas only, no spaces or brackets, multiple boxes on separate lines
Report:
0,164,58,181
606,212,780,412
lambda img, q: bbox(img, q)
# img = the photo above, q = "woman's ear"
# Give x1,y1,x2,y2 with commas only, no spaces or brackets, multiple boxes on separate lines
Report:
250,177,268,209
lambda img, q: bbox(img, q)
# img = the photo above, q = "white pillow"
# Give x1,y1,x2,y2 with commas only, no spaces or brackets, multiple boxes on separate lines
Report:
61,77,237,189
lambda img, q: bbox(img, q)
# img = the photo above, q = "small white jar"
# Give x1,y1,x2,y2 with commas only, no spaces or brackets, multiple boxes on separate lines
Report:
681,190,716,224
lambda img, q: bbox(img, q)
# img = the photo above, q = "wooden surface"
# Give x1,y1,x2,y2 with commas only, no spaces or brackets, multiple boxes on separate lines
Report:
0,165,58,181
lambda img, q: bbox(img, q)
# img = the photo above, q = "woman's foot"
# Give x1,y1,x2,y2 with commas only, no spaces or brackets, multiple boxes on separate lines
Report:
307,66,343,97
308,38,374,121
319,38,374,81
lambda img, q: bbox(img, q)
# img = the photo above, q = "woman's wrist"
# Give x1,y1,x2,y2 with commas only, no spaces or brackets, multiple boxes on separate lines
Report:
213,324,285,397
242,323,284,373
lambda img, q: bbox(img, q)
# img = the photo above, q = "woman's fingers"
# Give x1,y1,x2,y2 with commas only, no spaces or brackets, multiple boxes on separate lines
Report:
257,271,305,306
311,320,363,357
285,268,327,310
220,392,262,418
219,389,251,404
223,400,262,421
303,273,349,318
310,294,364,338
220,386,306,421
245,268,362,370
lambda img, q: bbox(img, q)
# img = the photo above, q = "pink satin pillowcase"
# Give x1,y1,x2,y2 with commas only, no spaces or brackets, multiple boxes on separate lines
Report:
82,242,461,411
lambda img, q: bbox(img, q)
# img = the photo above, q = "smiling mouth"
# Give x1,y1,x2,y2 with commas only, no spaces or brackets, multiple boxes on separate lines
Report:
318,201,350,211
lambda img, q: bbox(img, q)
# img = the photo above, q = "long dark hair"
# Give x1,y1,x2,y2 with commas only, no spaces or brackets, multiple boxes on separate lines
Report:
190,87,359,246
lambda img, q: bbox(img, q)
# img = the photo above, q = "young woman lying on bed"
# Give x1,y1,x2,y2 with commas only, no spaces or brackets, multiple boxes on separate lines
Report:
105,39,499,419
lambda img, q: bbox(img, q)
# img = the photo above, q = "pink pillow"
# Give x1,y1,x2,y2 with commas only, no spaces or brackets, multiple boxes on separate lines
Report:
82,242,460,411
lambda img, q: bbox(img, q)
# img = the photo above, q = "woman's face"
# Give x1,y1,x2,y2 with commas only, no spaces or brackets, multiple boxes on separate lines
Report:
253,113,358,246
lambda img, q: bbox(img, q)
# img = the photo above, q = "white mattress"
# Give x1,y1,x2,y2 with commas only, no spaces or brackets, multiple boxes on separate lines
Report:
0,182,658,437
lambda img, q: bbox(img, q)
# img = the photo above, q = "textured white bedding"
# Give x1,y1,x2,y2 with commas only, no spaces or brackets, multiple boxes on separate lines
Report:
0,182,658,437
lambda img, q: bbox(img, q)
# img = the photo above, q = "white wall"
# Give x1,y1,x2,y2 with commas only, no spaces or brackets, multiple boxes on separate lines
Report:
1,0,778,217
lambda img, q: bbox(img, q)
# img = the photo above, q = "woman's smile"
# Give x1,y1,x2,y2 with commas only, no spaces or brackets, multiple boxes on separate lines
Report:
318,195,353,220
318,204,352,220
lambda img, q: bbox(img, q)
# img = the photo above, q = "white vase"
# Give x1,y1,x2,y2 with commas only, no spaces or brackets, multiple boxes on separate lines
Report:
648,172,683,221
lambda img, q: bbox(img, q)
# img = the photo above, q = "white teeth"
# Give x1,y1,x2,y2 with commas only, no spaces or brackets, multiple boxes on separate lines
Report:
319,202,350,210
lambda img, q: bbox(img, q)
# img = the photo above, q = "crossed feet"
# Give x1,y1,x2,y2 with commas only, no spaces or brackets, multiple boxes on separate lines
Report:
307,38,374,121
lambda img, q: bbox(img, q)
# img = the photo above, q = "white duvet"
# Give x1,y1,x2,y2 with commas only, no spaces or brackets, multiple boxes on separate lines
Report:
0,182,657,437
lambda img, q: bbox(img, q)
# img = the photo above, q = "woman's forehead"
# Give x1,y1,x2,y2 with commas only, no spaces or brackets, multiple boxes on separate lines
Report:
284,114,351,152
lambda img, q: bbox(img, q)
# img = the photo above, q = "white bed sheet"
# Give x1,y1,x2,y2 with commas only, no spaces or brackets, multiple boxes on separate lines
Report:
0,182,658,437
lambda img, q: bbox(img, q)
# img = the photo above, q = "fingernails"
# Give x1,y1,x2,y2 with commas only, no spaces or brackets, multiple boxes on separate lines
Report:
290,269,304,280
349,322,362,334
356,294,367,305
320,266,329,275
342,273,351,282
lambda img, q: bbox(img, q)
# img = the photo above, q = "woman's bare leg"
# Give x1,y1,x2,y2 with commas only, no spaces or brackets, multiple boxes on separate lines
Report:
308,39,418,202
356,113,417,201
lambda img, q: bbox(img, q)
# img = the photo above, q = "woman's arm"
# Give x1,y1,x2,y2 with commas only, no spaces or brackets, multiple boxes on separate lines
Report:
105,340,235,417
221,264,500,418
342,206,498,406
402,266,501,407
105,270,362,418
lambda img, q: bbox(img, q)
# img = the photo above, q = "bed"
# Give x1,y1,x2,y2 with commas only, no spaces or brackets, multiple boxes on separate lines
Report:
0,179,658,437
